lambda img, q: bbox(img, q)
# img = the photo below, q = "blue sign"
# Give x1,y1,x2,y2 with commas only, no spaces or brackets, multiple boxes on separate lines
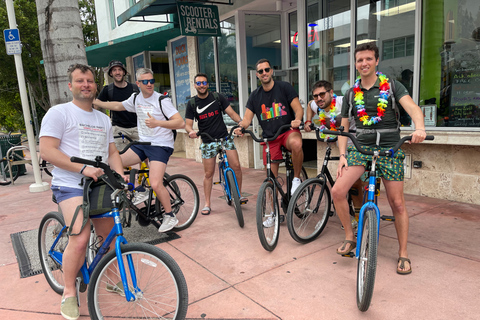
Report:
171,37,190,117
4,28,20,42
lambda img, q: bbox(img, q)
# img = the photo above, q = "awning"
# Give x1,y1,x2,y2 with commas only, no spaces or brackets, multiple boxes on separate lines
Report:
117,0,233,25
86,23,180,68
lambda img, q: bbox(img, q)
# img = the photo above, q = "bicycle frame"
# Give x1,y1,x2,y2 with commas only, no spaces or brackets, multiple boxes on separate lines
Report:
219,152,241,203
262,140,292,209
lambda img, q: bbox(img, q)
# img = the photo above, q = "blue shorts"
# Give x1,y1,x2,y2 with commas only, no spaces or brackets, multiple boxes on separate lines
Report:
130,145,174,164
51,185,83,203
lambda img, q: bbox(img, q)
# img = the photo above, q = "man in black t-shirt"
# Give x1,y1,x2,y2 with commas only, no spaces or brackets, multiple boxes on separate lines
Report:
97,60,139,150
236,59,304,197
185,73,244,215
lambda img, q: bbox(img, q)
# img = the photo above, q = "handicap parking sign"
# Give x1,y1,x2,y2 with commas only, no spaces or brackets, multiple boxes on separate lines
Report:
3,28,22,55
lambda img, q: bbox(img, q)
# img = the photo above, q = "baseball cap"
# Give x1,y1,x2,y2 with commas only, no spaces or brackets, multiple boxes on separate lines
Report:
107,60,127,77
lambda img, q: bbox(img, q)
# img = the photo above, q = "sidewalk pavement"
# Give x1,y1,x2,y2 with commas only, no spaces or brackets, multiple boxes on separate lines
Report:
0,156,479,320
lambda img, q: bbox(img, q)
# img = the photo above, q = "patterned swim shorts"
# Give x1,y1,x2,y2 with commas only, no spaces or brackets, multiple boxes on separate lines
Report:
347,145,405,181
200,136,236,159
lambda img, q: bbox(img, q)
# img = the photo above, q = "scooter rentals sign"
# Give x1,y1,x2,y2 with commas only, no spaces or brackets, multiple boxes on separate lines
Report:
177,2,221,37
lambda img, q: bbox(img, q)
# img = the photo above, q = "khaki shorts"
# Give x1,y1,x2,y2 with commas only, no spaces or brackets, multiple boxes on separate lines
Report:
347,145,405,181
113,126,139,151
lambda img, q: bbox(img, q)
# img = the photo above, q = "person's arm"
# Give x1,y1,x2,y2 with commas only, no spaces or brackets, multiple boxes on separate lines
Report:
398,95,426,144
224,106,242,124
304,100,315,132
39,136,104,181
93,99,126,111
290,97,304,128
185,118,198,139
145,112,185,130
336,117,350,179
107,142,128,182
235,108,255,136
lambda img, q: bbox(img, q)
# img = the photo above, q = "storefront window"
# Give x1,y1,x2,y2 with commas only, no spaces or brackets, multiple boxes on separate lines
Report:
306,0,352,97
218,17,239,115
197,36,216,91
290,11,298,68
357,0,416,126
420,0,480,128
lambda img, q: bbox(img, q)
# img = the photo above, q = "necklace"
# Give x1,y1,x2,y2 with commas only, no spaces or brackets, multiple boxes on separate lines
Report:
318,94,338,138
354,71,390,126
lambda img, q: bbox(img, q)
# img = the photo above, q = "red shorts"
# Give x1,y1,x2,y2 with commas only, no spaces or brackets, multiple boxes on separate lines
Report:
261,129,300,165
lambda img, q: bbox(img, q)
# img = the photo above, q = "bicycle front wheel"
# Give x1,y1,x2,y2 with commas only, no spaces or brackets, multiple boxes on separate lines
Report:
88,243,188,320
156,174,199,231
0,159,20,185
219,164,231,206
356,208,378,312
256,181,280,251
287,177,331,243
226,170,244,228
38,211,67,295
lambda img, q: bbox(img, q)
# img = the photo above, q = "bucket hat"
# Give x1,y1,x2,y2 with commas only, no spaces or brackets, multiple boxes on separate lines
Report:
107,60,127,77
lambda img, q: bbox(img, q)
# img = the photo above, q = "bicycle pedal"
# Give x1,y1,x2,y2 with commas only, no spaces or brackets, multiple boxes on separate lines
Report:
341,252,355,258
381,215,395,221
279,215,285,223
213,181,221,185
240,199,248,204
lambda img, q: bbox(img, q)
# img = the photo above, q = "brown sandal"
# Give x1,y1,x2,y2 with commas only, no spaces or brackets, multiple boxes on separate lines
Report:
397,257,412,275
336,240,356,255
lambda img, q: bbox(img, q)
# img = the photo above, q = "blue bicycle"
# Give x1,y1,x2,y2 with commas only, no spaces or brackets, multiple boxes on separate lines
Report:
324,128,433,311
197,126,245,228
38,156,188,319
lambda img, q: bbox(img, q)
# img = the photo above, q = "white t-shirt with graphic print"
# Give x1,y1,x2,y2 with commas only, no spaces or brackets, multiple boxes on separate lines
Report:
39,102,114,189
122,91,178,148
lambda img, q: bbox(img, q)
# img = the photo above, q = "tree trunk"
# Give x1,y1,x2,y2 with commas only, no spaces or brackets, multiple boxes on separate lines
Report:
36,0,87,106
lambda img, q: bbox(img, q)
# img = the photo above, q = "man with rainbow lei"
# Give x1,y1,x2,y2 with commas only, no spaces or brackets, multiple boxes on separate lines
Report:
330,42,427,275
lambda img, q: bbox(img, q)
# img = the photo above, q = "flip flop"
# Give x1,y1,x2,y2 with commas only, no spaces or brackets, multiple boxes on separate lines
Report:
336,240,356,255
397,257,412,275
201,206,211,215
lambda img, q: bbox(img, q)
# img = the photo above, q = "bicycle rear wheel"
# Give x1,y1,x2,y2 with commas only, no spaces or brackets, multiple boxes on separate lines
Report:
38,211,67,295
156,174,199,231
226,170,243,228
88,242,188,320
0,159,20,185
356,208,378,312
287,177,330,243
256,181,280,251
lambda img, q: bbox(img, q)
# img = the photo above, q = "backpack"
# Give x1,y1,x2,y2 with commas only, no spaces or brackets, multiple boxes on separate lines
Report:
107,82,139,101
189,92,222,121
347,77,400,145
133,93,177,141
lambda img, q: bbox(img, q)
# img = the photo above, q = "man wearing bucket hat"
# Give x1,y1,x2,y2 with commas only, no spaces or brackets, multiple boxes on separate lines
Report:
97,60,140,150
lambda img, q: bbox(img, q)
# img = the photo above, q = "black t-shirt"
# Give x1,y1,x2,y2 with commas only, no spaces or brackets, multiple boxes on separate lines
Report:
185,92,229,143
245,81,298,139
97,83,138,128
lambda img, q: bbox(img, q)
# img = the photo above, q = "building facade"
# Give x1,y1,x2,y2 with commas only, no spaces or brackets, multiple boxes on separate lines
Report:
90,0,480,205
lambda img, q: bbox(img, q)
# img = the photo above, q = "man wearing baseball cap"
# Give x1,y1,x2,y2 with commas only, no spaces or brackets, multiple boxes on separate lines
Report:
97,60,140,150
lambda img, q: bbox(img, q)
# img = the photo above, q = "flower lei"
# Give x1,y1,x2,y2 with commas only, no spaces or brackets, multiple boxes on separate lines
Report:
354,71,390,126
318,93,338,139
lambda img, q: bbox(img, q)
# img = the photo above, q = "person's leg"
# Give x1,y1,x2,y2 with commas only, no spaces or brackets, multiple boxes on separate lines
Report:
284,131,304,179
148,160,169,212
120,148,142,167
382,179,411,273
201,157,216,214
330,165,365,253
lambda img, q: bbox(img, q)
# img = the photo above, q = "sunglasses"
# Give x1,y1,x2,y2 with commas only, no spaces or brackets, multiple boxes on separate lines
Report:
257,67,271,75
313,92,328,99
139,79,155,85
196,81,208,86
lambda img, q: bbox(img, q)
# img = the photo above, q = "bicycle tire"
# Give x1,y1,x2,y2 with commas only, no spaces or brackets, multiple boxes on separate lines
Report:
87,242,188,320
226,170,244,228
87,223,97,266
41,159,54,177
38,211,67,295
356,207,378,312
219,165,231,206
287,177,331,243
0,159,20,185
155,174,199,231
256,181,280,251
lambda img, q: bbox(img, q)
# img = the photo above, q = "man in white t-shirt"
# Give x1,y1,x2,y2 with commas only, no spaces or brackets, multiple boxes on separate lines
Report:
94,68,185,233
39,64,125,320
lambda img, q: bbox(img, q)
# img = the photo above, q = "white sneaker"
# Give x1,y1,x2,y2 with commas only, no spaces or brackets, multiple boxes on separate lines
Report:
158,215,178,233
133,190,149,205
291,177,302,195
263,215,275,228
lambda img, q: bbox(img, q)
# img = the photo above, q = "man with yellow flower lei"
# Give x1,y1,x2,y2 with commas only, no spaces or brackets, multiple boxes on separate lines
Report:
331,42,427,275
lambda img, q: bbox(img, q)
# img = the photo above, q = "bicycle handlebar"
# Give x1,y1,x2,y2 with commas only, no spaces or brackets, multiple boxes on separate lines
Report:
242,123,303,143
70,156,130,190
197,125,240,142
322,128,434,157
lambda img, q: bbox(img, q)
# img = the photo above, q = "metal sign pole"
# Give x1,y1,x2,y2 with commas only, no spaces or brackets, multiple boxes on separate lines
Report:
5,0,49,192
